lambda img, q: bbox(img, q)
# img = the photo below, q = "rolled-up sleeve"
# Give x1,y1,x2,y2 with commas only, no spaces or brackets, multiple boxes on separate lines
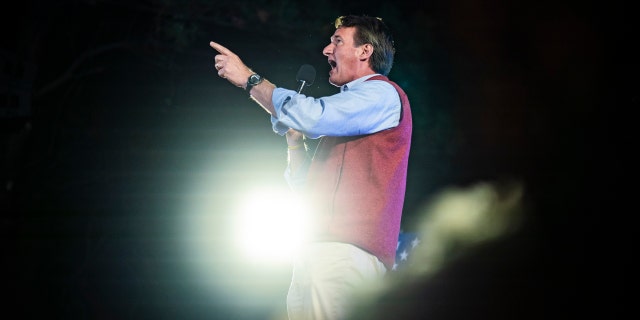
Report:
270,80,401,138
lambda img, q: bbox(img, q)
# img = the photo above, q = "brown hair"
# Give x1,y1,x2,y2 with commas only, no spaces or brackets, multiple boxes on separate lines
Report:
334,15,395,76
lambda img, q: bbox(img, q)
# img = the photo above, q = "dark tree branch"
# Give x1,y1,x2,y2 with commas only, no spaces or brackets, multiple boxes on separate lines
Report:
36,41,129,97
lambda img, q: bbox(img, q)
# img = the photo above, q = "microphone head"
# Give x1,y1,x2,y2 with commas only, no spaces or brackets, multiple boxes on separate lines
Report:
296,64,316,86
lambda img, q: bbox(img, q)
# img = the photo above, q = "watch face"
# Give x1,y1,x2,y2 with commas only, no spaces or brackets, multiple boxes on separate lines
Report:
249,74,261,85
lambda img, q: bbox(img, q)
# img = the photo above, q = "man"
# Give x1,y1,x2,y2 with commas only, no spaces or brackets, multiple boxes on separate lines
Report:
210,15,412,320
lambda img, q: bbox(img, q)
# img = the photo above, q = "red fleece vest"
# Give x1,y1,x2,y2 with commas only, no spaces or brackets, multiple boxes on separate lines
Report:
305,75,412,270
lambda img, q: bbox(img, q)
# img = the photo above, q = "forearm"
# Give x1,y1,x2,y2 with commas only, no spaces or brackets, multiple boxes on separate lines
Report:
248,79,277,115
287,142,309,176
286,130,309,177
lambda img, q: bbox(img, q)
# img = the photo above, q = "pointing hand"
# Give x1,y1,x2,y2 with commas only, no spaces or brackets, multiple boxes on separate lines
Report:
210,41,253,89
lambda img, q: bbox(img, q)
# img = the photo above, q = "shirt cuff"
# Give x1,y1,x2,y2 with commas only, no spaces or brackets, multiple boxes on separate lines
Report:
270,87,297,135
271,115,289,136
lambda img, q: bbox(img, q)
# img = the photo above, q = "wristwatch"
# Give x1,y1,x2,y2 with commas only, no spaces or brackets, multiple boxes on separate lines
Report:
246,73,264,91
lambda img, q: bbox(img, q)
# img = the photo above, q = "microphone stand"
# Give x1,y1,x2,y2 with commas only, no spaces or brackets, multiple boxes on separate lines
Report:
297,80,307,94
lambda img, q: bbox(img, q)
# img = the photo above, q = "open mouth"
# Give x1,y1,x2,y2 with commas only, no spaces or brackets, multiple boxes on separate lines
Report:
329,60,337,69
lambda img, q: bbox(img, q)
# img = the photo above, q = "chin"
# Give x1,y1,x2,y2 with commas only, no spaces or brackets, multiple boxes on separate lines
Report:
328,76,345,87
328,78,340,87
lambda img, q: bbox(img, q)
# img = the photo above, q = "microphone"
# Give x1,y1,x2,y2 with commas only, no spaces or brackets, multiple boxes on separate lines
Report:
296,64,316,94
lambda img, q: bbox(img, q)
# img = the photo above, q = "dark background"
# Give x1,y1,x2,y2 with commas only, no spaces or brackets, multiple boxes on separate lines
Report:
1,0,630,319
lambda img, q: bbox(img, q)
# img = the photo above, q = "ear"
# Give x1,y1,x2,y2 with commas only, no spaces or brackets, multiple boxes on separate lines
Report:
358,43,374,61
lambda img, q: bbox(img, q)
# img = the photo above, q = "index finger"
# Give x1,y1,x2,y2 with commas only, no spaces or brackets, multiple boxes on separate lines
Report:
210,41,233,55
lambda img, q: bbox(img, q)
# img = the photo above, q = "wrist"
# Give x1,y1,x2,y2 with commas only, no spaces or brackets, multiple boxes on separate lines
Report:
287,143,304,151
246,73,264,91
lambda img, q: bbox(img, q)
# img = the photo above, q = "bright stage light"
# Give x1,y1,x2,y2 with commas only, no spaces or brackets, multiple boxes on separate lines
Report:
233,186,311,264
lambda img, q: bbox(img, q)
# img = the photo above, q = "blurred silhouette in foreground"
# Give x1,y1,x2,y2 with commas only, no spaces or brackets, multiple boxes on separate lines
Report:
342,180,558,320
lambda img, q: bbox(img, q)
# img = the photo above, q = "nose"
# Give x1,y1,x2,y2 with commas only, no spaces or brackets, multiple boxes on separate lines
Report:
323,43,334,57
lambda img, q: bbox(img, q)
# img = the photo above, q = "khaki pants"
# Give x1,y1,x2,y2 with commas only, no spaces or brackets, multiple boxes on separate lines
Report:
286,242,387,320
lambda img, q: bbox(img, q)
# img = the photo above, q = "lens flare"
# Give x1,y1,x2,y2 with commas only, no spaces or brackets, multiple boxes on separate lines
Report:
233,187,310,265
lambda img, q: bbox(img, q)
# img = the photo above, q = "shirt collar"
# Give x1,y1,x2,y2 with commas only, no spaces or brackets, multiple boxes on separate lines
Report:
340,74,381,92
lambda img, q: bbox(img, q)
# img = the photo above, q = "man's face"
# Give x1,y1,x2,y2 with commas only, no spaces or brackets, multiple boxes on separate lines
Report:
323,27,363,87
